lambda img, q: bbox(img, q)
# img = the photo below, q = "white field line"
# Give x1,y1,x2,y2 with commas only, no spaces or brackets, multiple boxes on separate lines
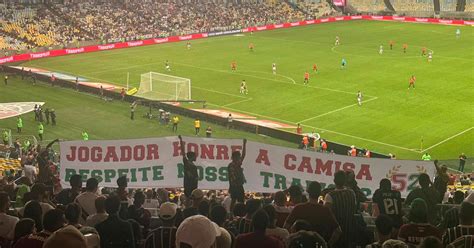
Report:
30,65,247,100
222,98,254,107
298,97,379,123
174,62,377,97
421,127,473,153
206,102,418,153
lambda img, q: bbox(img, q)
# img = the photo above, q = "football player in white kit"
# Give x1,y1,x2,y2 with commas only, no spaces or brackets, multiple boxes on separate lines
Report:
357,91,363,106
335,36,340,46
428,51,433,62
240,80,248,94
165,60,171,71
272,63,277,75
456,28,461,38
379,45,384,55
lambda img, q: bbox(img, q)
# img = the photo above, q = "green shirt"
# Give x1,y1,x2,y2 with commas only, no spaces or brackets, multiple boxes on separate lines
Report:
2,131,8,142
422,154,431,161
17,118,23,128
38,124,44,134
82,132,89,141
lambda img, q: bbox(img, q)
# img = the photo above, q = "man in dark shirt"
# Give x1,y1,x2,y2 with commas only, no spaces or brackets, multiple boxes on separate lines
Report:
50,109,56,126
44,108,50,125
433,160,449,203
284,181,341,246
228,139,247,211
367,214,393,248
178,135,198,199
96,195,135,248
55,174,82,206
324,170,357,248
372,178,403,229
405,173,439,225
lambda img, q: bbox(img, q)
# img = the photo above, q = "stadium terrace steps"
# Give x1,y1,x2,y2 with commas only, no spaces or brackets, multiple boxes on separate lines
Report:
384,0,396,11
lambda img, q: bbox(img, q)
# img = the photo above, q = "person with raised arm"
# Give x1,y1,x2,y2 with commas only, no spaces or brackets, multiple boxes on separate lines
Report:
178,135,198,200
228,139,247,213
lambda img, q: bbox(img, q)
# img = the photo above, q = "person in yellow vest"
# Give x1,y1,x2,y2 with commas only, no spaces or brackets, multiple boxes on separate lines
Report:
37,122,44,141
172,116,179,133
194,118,201,136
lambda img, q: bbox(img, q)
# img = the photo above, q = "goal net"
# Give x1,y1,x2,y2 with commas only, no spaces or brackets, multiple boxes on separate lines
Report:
136,72,191,101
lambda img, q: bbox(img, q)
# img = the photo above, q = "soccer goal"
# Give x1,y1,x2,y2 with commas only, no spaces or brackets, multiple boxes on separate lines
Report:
135,72,191,101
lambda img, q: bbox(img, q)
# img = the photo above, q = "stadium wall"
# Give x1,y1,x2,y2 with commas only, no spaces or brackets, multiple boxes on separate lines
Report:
1,15,473,65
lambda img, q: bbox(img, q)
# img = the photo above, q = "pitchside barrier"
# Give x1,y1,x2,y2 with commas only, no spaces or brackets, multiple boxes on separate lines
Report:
1,15,473,65
3,66,389,158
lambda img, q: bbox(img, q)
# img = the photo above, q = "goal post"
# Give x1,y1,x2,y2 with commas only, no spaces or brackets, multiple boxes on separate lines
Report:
136,72,191,101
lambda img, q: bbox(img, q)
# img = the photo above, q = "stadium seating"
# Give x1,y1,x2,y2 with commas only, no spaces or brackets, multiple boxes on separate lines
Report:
351,0,387,12
440,0,458,11
465,0,474,11
391,0,435,12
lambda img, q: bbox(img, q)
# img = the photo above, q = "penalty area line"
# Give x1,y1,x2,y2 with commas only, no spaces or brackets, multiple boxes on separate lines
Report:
298,97,379,123
206,101,417,153
420,127,473,153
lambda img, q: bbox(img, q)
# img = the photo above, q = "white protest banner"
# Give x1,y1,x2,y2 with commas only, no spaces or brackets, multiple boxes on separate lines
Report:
60,137,435,197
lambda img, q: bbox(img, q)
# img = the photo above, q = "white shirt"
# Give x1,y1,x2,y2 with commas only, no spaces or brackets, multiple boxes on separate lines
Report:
222,196,232,213
23,165,36,182
85,213,109,227
0,212,19,239
75,191,99,223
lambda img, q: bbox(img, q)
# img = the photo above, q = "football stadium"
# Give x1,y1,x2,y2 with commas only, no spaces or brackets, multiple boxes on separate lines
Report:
0,0,473,247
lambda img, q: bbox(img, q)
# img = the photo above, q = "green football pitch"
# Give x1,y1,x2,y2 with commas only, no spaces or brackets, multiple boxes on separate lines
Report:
12,20,474,161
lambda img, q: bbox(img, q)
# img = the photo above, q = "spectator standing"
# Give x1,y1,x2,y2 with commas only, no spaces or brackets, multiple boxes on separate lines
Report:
75,178,99,224
64,203,98,235
296,123,302,134
14,209,66,248
96,195,136,248
284,181,341,246
0,192,19,240
85,196,108,227
130,102,137,120
228,139,247,211
182,189,205,218
235,209,284,248
405,173,439,224
28,183,54,218
458,153,467,172
4,75,8,85
55,174,82,206
433,160,449,203
120,88,126,100
324,171,358,248
442,202,474,245
42,225,88,248
372,179,403,229
398,198,442,246
144,202,178,248
178,135,199,199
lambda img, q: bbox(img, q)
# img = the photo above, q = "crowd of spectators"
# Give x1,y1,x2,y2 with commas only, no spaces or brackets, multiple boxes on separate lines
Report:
390,0,435,12
350,0,386,13
0,134,472,248
0,0,311,52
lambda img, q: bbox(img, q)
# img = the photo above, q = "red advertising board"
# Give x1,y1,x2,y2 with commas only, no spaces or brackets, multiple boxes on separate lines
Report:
1,16,470,64
333,0,346,7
